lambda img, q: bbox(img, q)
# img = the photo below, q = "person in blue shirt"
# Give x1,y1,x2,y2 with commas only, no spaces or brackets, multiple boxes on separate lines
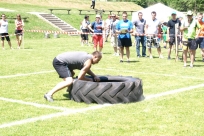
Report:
116,11,133,63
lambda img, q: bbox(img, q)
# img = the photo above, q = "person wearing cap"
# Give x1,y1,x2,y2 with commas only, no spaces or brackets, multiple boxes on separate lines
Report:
180,10,200,67
196,13,204,62
166,11,182,59
88,14,104,53
132,12,146,57
109,14,119,56
81,15,90,46
145,11,163,59
116,11,133,63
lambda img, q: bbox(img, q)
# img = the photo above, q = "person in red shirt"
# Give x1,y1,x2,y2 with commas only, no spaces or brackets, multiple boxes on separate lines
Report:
15,14,24,49
196,13,204,62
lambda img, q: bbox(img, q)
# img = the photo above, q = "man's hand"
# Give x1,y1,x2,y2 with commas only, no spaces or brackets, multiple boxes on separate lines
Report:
93,76,100,82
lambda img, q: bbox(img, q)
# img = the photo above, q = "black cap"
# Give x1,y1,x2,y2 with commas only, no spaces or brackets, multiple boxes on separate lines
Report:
84,15,89,19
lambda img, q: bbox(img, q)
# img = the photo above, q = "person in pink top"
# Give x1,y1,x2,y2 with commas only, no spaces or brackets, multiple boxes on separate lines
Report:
15,14,24,49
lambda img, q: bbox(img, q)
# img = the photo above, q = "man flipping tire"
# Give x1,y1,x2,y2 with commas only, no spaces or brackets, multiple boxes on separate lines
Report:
44,51,102,102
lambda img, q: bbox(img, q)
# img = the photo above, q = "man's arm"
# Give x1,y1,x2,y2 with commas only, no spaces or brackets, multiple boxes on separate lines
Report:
78,59,93,81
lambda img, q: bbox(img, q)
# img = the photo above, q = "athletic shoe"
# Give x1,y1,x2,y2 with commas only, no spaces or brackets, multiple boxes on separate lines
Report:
44,94,54,102
115,53,119,56
127,60,130,63
159,55,164,59
203,58,204,62
150,55,153,59
120,60,123,63
137,55,140,58
167,56,171,60
190,64,193,68
183,64,187,67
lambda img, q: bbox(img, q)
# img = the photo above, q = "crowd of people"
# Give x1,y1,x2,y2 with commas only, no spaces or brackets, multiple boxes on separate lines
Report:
80,10,204,67
0,14,24,50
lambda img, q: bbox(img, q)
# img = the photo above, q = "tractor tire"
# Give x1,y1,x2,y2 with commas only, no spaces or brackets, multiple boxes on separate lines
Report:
68,76,143,104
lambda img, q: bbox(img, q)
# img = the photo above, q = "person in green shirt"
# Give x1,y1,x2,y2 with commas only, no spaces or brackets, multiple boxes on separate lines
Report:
180,11,200,67
162,22,168,48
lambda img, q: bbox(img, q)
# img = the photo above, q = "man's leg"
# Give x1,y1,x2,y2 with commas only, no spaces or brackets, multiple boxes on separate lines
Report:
189,49,196,67
141,36,146,57
45,77,73,101
183,49,188,67
119,47,124,62
99,35,103,53
135,36,141,57
1,40,4,50
125,47,130,61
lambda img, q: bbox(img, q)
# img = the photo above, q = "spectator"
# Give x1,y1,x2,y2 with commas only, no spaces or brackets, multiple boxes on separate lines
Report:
162,22,168,49
166,11,181,59
0,14,13,50
132,12,146,57
145,11,163,59
180,10,200,67
196,13,204,62
44,51,102,102
81,15,90,46
88,14,104,53
104,15,111,42
80,22,84,46
116,11,133,63
15,14,24,49
110,14,119,56
90,0,95,9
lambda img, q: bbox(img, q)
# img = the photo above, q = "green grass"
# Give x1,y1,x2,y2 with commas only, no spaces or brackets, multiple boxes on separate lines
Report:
0,2,204,136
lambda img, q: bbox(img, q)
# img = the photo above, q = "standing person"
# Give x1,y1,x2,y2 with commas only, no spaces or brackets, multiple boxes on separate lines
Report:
81,15,90,46
15,14,24,49
132,12,146,58
0,14,13,50
162,22,168,49
109,14,119,56
145,11,163,59
90,0,95,9
88,14,104,53
44,51,102,102
196,13,204,62
180,10,200,67
116,11,133,63
105,15,111,42
166,11,181,59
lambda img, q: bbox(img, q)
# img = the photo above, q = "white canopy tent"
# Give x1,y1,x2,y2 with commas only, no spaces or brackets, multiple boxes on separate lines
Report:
132,3,185,22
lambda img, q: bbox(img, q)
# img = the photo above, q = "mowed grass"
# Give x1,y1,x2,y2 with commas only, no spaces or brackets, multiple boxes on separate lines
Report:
0,2,204,136
0,36,204,136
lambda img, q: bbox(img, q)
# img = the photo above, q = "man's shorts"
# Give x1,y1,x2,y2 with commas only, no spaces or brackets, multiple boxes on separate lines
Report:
118,38,132,47
183,39,198,50
146,35,160,48
110,36,118,47
196,38,204,49
93,35,103,47
169,36,180,46
15,30,23,36
0,33,10,41
53,57,72,78
81,29,88,40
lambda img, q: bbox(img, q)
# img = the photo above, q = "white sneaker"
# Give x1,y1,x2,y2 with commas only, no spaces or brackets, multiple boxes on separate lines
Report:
159,55,164,59
150,55,153,59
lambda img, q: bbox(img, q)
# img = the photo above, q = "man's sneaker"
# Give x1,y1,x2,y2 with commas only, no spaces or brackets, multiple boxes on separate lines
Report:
127,60,130,63
203,58,204,62
190,64,193,68
44,94,54,102
159,55,164,59
167,56,171,60
115,53,119,56
150,55,153,59
137,55,140,58
120,60,123,63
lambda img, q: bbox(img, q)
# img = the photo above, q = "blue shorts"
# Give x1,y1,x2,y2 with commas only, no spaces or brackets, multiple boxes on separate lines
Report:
196,38,204,49
53,57,72,78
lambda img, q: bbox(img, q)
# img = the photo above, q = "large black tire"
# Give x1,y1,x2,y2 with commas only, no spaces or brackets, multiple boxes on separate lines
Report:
68,76,143,104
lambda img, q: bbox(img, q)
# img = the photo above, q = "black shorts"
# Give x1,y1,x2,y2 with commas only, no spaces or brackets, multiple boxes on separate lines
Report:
183,39,198,50
118,38,132,47
169,36,180,46
0,33,10,41
81,29,88,40
53,57,72,78
15,30,23,36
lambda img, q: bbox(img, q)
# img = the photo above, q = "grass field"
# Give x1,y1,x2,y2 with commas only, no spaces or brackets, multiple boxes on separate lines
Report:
0,1,204,136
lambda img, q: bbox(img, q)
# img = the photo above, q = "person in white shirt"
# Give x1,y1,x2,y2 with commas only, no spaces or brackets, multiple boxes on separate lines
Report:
81,15,90,46
0,14,13,50
15,14,24,49
145,11,163,59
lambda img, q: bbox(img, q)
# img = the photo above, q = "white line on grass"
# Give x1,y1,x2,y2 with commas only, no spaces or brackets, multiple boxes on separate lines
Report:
0,70,55,79
0,97,69,111
95,68,204,81
0,83,204,129
0,104,111,129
